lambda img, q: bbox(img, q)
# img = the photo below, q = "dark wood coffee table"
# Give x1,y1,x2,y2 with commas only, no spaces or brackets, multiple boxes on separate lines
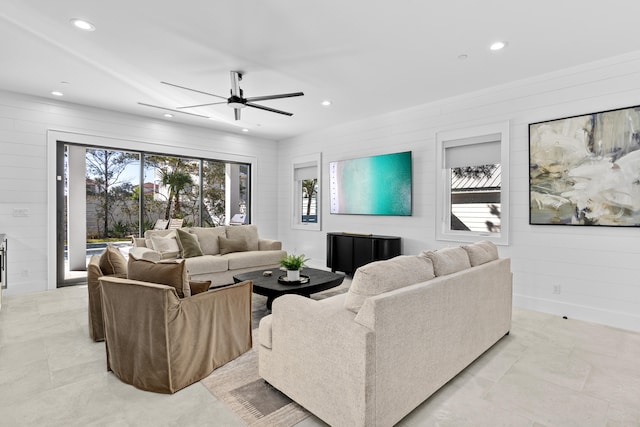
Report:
233,267,345,310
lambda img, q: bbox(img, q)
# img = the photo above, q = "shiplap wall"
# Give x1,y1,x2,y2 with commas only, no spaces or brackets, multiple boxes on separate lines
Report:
277,51,640,332
0,91,279,296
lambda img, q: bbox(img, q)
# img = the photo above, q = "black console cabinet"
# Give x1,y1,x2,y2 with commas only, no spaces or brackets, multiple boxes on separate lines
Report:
326,232,401,275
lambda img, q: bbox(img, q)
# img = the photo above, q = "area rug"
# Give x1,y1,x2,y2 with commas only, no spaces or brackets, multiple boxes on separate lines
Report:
201,335,310,427
202,279,349,426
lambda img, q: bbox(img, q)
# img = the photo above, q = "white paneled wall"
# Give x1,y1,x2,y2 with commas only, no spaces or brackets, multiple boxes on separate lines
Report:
277,51,640,332
0,91,279,296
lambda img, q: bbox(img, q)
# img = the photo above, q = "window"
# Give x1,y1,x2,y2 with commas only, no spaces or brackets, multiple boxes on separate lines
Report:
292,153,321,231
436,122,509,245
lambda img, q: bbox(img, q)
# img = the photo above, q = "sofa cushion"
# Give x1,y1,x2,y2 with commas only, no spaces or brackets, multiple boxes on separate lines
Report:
176,228,204,258
219,236,248,255
225,250,286,270
184,255,229,275
99,245,128,276
422,247,471,276
344,255,435,314
189,227,226,255
462,240,499,266
225,225,259,251
189,280,211,295
127,254,190,297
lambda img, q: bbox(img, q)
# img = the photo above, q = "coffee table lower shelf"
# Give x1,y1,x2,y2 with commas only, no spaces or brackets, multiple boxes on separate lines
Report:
233,267,345,310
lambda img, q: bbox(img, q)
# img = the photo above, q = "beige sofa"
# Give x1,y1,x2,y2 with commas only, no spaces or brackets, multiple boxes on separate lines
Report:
129,224,286,286
258,241,512,427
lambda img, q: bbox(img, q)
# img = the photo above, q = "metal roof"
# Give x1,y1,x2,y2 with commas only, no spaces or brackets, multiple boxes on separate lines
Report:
451,165,501,192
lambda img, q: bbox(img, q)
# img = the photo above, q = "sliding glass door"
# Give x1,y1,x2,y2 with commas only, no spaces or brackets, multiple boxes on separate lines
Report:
57,143,251,286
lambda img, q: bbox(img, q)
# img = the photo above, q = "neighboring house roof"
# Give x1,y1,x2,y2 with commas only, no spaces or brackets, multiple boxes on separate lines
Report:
451,165,501,192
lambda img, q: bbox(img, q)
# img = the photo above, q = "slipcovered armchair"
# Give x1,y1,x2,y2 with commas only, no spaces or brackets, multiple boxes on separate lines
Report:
99,276,253,393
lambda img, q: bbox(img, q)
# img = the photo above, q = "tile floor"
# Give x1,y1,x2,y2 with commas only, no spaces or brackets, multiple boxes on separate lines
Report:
0,285,639,426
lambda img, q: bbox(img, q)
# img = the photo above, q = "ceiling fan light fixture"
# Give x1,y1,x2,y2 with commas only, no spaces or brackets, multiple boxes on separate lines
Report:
71,18,96,31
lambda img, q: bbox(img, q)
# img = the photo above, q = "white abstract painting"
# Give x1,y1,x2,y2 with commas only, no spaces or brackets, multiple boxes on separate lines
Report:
529,106,640,226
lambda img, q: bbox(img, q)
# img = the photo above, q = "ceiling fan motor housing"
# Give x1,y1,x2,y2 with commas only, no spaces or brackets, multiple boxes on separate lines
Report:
228,95,246,109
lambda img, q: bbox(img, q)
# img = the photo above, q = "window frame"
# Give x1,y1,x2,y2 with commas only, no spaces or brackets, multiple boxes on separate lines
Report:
291,153,321,231
435,121,510,245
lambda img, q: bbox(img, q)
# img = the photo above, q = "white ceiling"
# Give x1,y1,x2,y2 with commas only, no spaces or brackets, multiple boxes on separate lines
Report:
1,1,639,140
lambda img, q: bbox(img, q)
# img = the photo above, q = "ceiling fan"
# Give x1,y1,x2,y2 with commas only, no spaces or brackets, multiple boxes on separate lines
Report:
139,71,304,121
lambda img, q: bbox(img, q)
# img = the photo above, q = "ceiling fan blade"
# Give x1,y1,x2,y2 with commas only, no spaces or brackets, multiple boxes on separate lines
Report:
230,71,242,97
138,102,211,118
245,92,304,102
234,108,241,121
160,81,227,100
177,101,227,109
246,102,293,116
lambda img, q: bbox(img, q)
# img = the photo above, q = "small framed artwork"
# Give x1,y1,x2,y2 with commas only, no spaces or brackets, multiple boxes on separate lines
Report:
529,105,640,226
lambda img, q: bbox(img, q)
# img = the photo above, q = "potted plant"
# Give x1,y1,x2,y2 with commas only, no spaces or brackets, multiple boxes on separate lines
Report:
279,254,310,282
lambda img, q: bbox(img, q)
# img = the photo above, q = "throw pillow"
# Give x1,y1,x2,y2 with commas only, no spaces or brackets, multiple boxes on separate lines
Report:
189,226,226,255
127,254,190,297
176,228,204,258
218,236,248,255
421,247,471,276
189,280,211,295
344,255,435,313
150,235,180,256
225,224,259,251
144,229,175,251
98,245,128,276
462,240,499,266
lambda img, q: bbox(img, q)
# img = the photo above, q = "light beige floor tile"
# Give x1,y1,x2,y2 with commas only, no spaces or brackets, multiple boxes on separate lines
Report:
463,334,527,382
485,367,609,427
0,359,55,406
44,328,104,371
617,330,640,364
606,402,640,425
509,344,592,391
580,350,640,410
0,336,48,369
399,394,534,427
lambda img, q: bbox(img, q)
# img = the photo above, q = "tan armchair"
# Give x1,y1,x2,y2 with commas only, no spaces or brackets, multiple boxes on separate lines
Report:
99,276,253,394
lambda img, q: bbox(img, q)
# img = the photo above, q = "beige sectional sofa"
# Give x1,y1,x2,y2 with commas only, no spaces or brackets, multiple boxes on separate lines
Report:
129,224,286,287
258,241,512,427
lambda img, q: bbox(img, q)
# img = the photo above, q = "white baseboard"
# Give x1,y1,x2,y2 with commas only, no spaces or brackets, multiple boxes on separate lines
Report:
513,294,640,333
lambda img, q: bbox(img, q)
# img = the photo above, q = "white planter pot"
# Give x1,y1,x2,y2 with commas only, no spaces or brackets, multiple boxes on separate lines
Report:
287,269,300,282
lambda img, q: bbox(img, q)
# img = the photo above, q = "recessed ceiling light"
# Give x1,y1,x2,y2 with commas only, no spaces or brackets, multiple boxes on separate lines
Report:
457,54,469,60
490,41,507,51
242,128,249,132
71,18,96,31
51,91,63,97
321,100,332,106
163,113,173,118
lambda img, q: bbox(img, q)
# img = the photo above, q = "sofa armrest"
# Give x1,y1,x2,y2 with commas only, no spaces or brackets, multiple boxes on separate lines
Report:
258,239,282,251
261,294,375,425
131,237,146,248
270,294,372,347
128,246,161,262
